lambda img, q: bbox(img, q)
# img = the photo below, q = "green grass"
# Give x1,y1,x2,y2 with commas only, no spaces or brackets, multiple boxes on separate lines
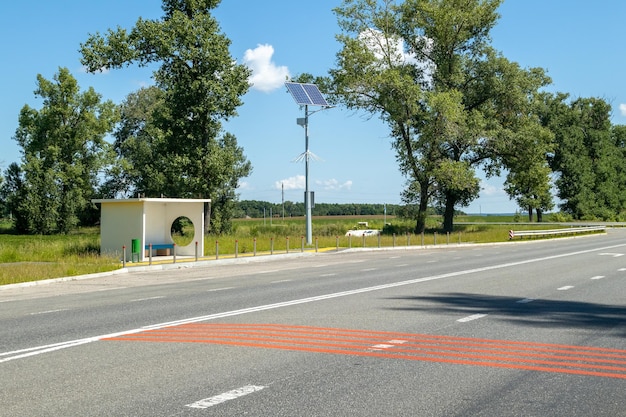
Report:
0,215,599,286
0,227,121,285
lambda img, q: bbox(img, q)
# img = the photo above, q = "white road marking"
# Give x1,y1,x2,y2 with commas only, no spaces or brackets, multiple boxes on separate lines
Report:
557,286,574,290
590,276,605,280
370,340,408,351
361,268,377,272
599,253,624,257
186,385,266,409
258,270,277,274
207,287,235,292
319,273,336,277
516,298,535,304
372,344,395,350
395,264,409,267
96,287,127,292
457,314,488,323
619,268,626,272
30,309,69,315
4,241,626,363
130,296,165,302
271,279,292,284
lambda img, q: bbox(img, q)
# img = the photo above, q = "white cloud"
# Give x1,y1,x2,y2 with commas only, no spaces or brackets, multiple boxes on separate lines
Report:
244,44,290,93
316,178,353,191
481,183,504,197
237,181,252,190
620,103,626,116
276,175,305,190
359,29,434,86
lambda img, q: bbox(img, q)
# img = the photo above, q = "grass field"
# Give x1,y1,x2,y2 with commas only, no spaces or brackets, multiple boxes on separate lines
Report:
0,214,589,286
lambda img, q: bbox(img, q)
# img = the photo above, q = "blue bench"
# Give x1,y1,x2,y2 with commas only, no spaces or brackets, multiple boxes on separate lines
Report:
145,243,175,256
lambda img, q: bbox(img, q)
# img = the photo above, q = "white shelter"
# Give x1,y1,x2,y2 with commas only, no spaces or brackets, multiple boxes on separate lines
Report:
91,198,211,262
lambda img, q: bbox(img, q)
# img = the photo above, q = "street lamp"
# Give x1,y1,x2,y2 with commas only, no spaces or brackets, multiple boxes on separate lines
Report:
285,82,332,245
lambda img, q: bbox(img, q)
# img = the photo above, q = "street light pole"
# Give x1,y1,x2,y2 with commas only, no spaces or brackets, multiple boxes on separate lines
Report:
304,105,312,245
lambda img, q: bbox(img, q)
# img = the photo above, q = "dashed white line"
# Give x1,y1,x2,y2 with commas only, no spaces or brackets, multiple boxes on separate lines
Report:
457,314,488,323
557,286,574,291
361,268,377,272
590,276,605,280
30,309,69,315
258,270,278,274
130,296,165,302
96,287,127,292
186,385,266,409
207,287,235,292
271,279,292,284
319,273,336,277
516,298,535,304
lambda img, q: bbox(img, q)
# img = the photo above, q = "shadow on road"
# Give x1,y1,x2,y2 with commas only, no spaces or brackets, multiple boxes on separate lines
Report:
385,293,626,337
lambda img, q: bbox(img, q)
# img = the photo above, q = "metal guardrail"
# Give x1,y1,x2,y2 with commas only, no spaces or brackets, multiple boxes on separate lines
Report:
509,226,606,239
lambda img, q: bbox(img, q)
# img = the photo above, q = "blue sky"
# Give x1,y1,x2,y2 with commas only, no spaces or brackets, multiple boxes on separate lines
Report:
1,1,626,213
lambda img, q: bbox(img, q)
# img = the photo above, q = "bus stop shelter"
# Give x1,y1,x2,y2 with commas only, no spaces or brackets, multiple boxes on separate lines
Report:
91,198,211,262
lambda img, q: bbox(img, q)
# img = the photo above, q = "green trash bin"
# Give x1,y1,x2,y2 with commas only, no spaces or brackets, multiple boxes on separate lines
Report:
131,239,141,262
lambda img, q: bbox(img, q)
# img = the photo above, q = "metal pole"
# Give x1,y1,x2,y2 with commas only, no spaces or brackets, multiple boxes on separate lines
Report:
304,105,312,245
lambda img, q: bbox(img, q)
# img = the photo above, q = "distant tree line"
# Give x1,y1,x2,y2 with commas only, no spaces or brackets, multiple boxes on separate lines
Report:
234,201,405,219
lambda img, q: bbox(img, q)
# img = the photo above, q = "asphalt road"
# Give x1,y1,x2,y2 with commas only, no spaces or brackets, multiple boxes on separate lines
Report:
1,231,625,416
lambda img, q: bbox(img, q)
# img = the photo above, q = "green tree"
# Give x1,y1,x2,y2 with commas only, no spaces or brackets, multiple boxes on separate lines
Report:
9,68,117,234
80,0,252,234
330,0,549,232
547,96,618,220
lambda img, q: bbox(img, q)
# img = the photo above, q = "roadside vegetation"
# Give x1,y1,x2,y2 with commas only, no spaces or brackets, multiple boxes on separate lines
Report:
1,214,599,287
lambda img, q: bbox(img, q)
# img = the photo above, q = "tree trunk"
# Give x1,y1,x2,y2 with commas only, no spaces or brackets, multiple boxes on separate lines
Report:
536,208,543,222
443,193,456,233
414,180,430,234
527,205,534,222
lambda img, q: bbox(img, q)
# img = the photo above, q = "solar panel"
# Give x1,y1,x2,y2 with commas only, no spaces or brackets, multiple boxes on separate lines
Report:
302,84,328,106
285,82,329,107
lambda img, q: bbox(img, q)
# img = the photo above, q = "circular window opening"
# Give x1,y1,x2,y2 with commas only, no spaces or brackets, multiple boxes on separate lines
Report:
171,216,195,247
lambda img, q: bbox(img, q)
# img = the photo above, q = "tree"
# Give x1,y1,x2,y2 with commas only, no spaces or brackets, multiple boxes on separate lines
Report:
80,0,252,234
330,0,549,232
547,96,619,220
8,68,117,234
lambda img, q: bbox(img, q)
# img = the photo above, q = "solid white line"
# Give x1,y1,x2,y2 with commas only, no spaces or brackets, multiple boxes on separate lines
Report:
186,385,266,409
590,276,605,280
457,314,487,323
557,286,574,290
4,241,625,363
